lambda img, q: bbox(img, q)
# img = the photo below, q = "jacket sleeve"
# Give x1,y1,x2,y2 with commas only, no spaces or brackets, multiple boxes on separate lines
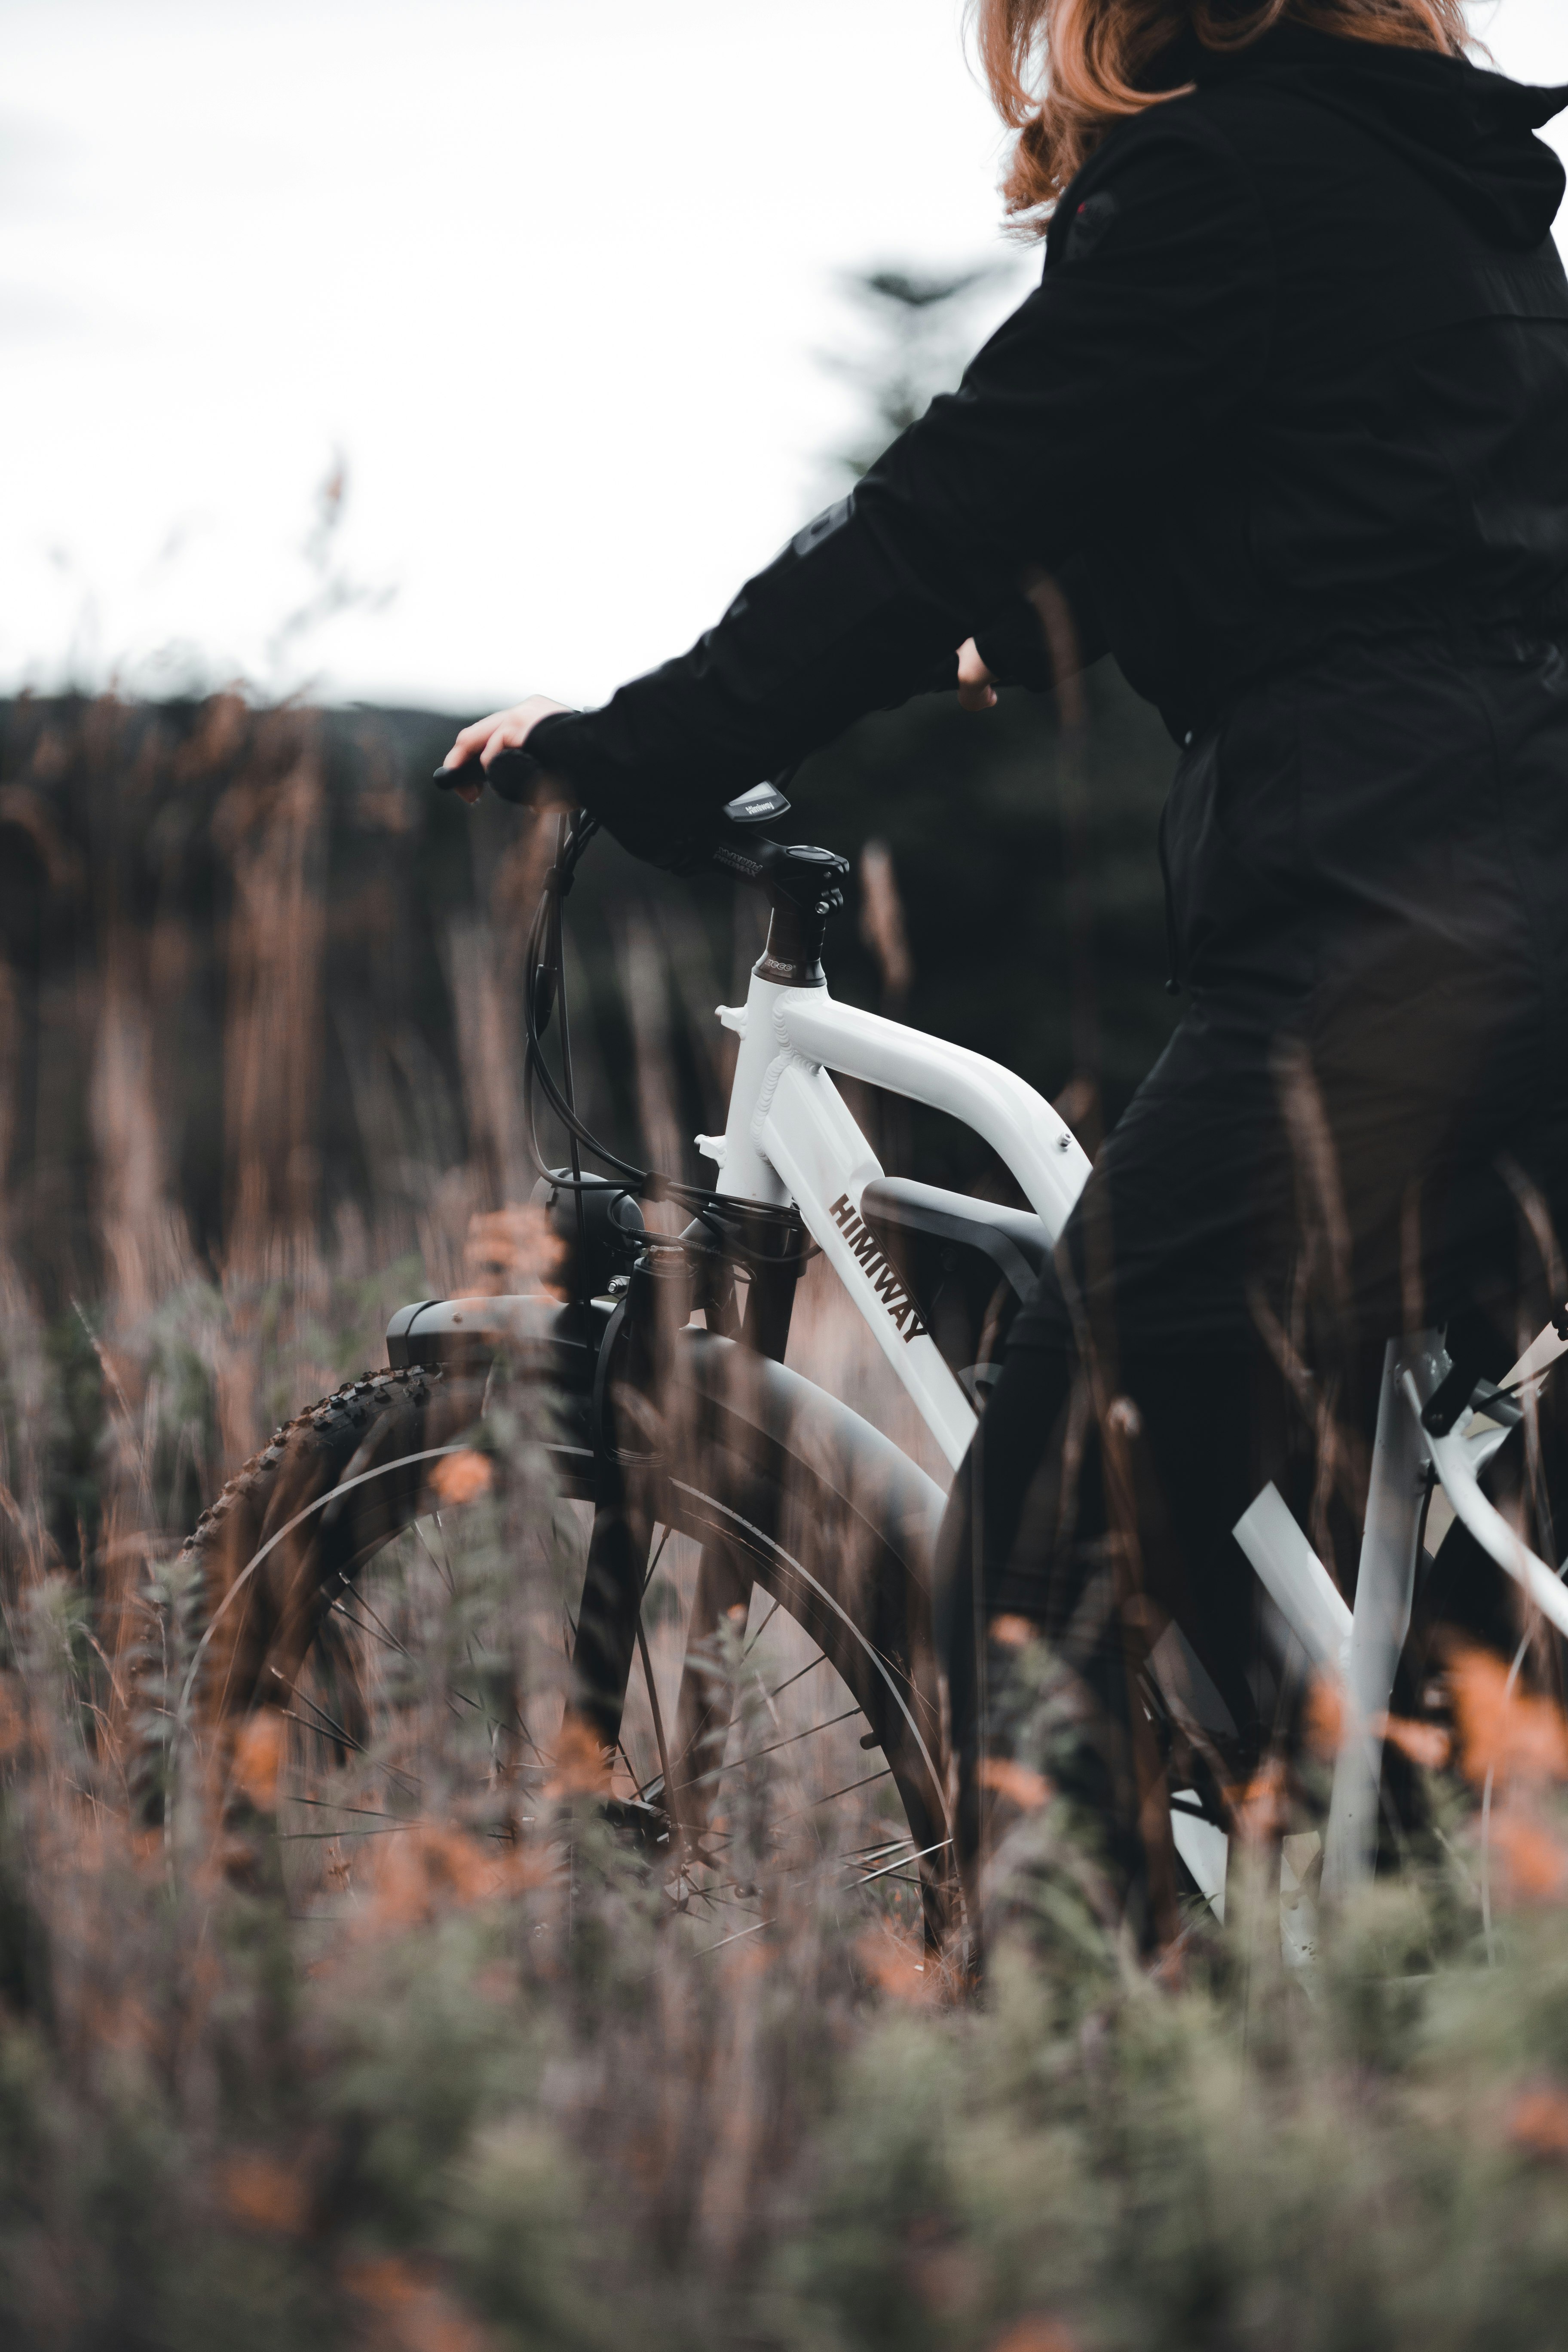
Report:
527,110,1271,831
972,555,1109,693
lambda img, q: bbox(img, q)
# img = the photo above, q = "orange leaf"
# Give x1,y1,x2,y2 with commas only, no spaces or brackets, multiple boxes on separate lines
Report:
1377,1713,1451,1771
219,2152,309,2236
990,1615,1036,1650
429,1449,493,1507
1449,1644,1568,1788
0,1674,24,1760
343,2254,426,2311
342,2254,490,2352
857,1924,935,2004
544,1714,611,1800
1510,2084,1568,2158
1302,1671,1344,1762
464,1201,562,1292
1232,1756,1288,1845
230,1709,286,1811
1488,1807,1568,1904
992,2321,1079,2352
94,1993,156,2055
977,1756,1050,1812
353,1818,535,1931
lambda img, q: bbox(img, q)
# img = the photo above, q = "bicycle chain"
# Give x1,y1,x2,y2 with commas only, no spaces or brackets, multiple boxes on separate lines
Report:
179,1362,449,1555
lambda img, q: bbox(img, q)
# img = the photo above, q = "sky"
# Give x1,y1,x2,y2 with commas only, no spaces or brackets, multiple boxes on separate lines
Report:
3,0,1566,718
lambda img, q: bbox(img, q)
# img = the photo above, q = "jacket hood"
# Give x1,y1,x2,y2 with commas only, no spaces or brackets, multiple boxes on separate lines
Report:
1186,26,1568,250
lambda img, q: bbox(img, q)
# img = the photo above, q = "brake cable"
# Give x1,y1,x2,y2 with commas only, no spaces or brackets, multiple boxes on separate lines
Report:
520,813,815,1277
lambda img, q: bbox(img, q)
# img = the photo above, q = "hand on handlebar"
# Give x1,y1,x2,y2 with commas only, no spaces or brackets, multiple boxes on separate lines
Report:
956,638,998,713
439,698,572,804
435,696,813,883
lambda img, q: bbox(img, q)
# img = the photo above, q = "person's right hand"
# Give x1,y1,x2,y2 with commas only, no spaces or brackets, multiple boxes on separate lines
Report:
441,696,571,803
957,638,998,713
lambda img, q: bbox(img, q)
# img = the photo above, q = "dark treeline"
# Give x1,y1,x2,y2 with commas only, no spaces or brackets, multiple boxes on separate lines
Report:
0,670,1179,1307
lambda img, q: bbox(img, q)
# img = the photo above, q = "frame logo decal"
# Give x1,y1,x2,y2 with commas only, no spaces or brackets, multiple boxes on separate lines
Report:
828,1194,930,1343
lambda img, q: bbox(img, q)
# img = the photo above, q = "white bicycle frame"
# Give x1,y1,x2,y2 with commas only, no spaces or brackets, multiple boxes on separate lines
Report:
696,955,1568,1922
697,962,1090,1474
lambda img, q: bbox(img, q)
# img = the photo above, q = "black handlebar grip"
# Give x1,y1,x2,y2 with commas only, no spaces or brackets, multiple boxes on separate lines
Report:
432,746,548,805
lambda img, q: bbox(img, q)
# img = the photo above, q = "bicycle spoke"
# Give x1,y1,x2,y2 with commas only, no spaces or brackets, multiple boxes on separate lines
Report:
285,1794,407,1823
330,1591,411,1659
269,1668,421,1795
421,1513,456,1595
340,1597,534,1761
853,1837,951,1888
768,1652,827,1701
742,1597,781,1659
775,1767,892,1824
698,1917,772,1956
689,1705,862,1794
277,1823,416,1841
639,1523,673,1603
636,1613,678,1834
269,1671,366,1758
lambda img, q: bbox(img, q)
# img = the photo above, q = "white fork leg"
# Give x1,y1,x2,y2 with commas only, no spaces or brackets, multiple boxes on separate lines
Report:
1322,1338,1433,1902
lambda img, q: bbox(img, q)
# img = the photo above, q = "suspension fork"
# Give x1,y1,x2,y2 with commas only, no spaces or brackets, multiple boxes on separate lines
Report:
566,1231,803,1811
567,1248,688,1771
666,1253,802,1842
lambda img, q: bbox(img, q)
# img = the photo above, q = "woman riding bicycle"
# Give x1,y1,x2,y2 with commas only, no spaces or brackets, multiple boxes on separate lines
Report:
443,0,1568,1945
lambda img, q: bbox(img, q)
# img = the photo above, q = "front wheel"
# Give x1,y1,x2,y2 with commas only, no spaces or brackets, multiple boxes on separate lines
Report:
178,1343,956,1951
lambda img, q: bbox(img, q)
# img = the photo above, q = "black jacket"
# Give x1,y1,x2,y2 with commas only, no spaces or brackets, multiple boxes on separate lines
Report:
529,27,1568,831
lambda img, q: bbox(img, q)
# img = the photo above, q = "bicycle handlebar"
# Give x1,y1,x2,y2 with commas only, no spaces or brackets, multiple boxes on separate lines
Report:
430,759,840,904
432,746,546,803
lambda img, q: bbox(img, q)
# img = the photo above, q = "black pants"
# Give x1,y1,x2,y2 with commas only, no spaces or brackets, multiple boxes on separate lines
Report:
937,631,1568,1914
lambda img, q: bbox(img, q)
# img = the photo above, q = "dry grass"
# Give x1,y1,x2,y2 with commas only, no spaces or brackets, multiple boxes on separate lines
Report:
2,692,1568,2346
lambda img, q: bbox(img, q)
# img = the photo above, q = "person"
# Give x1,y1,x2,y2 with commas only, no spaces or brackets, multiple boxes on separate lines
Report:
442,0,1568,1945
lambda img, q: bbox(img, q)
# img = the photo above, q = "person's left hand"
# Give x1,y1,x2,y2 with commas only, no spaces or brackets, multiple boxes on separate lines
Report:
442,696,571,803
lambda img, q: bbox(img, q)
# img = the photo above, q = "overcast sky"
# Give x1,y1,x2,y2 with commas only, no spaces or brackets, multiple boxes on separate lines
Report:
3,0,1565,717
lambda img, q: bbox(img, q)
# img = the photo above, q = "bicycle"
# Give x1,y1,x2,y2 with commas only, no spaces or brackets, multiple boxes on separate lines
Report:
181,762,1568,1958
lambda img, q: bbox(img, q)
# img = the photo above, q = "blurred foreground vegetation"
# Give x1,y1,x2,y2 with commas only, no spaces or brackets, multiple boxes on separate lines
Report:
2,684,1567,2348
4,1234,1568,2348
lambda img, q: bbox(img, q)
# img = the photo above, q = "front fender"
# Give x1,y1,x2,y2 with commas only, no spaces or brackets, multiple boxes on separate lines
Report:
386,1291,946,1587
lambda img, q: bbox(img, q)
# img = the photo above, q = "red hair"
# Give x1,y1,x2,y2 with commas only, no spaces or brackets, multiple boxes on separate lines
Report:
971,0,1473,228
